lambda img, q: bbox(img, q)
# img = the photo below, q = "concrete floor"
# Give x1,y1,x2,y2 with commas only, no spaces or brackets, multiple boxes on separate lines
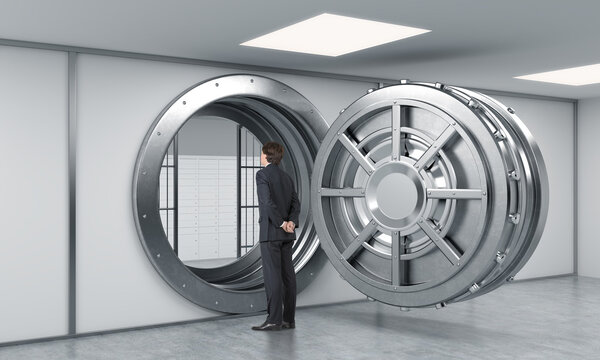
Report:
1,276,599,360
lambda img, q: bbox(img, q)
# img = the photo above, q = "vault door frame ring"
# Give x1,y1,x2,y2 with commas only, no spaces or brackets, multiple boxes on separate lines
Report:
133,74,329,313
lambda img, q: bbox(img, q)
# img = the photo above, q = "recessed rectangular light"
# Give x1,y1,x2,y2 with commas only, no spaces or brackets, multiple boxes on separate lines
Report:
240,13,430,57
515,64,600,86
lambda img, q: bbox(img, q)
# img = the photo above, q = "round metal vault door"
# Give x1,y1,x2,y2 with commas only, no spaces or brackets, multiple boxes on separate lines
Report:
133,74,329,313
311,81,549,308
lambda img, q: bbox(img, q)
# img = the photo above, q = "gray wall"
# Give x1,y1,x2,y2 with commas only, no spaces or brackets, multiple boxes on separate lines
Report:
0,43,577,344
578,97,600,278
178,117,237,156
0,47,69,343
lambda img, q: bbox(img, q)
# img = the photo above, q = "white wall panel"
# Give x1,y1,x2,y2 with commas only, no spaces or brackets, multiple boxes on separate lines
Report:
0,46,68,342
76,55,224,333
493,95,575,279
577,97,600,278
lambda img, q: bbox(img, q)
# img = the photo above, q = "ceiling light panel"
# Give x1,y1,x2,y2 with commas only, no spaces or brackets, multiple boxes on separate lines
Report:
241,13,430,57
515,64,600,86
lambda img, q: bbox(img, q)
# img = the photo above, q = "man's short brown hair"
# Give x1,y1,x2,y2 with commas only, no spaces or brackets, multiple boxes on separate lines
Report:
262,142,284,165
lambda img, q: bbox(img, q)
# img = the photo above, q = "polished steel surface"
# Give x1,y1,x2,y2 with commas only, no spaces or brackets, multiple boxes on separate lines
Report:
312,81,549,308
133,74,329,313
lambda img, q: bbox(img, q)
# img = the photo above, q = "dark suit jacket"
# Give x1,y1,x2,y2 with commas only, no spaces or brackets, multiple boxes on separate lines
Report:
256,163,300,242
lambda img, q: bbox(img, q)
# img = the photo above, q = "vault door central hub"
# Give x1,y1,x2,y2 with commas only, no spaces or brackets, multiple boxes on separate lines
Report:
365,161,425,229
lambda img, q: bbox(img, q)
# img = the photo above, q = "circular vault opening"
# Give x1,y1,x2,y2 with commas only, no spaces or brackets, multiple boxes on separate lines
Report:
133,74,329,313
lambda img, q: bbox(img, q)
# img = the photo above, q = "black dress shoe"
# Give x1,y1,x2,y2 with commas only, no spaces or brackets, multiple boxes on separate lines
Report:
251,321,281,331
282,321,295,329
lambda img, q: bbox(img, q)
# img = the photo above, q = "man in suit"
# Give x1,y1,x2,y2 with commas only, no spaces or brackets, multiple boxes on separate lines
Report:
251,142,300,331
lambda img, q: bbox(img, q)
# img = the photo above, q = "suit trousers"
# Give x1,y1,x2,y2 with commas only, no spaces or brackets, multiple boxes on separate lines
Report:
260,240,296,324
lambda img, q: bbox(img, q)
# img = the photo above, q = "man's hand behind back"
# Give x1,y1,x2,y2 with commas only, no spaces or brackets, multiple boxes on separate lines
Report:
282,221,295,233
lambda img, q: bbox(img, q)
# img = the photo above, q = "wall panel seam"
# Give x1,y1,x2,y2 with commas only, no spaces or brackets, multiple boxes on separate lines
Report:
68,51,78,334
573,101,579,275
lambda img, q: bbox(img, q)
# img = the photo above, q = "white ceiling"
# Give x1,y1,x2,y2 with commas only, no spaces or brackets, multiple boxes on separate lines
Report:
2,0,600,99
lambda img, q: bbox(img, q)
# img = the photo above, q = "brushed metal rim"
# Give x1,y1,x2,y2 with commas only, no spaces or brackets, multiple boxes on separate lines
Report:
133,74,329,313
450,87,549,299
